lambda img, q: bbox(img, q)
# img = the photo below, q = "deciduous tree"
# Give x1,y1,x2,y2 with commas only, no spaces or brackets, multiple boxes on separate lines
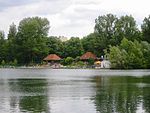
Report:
16,17,50,64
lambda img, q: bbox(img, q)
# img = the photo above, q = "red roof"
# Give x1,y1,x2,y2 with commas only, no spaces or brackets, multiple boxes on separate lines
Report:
43,54,61,61
80,52,97,60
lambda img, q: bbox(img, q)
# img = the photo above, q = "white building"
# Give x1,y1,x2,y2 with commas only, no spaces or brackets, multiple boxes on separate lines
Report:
101,60,111,68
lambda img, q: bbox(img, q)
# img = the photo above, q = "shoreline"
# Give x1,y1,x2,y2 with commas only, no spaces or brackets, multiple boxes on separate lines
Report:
0,67,150,70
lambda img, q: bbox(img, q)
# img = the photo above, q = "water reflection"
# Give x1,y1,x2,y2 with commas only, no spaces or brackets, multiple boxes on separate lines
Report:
8,79,49,113
143,77,150,113
93,76,150,113
0,69,150,113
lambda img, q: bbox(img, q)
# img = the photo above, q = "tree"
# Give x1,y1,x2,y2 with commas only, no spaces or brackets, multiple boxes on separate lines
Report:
63,37,84,58
1,60,5,66
107,38,146,69
94,14,118,46
141,41,150,68
120,38,145,69
6,23,18,62
115,15,141,42
94,14,141,47
88,58,95,65
0,30,5,40
63,57,74,65
82,33,106,57
141,15,150,42
16,17,50,64
46,36,64,56
0,31,7,62
12,59,18,66
106,45,128,69
8,23,17,40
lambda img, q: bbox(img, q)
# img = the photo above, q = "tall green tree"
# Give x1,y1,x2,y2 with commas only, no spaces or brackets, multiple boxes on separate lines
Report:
6,23,18,62
8,23,17,40
0,31,6,63
141,41,150,68
63,37,84,58
120,38,145,68
94,14,117,36
46,36,64,56
141,15,150,42
82,33,106,57
115,15,141,42
95,14,140,46
16,17,50,64
107,38,146,69
0,31,5,40
94,14,118,46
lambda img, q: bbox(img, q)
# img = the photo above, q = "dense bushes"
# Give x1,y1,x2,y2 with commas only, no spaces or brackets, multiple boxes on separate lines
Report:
106,38,150,69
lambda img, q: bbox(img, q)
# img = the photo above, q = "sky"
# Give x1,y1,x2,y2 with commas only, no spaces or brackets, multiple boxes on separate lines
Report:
0,0,150,38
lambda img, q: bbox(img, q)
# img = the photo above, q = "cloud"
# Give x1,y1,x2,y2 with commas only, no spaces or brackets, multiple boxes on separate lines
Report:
0,0,38,11
0,0,150,38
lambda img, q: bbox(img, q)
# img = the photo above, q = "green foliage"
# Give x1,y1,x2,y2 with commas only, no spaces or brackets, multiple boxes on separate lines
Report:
6,23,18,62
0,14,150,69
107,45,128,69
141,41,150,68
94,14,117,46
63,37,84,58
88,58,95,65
94,14,140,47
62,57,74,65
71,61,85,68
107,38,147,69
16,17,50,64
13,59,18,66
0,31,5,40
1,60,5,66
8,23,17,40
75,61,85,67
46,36,64,56
81,14,141,60
95,14,117,37
0,31,7,62
115,15,141,41
141,15,150,42
75,56,80,62
82,33,105,57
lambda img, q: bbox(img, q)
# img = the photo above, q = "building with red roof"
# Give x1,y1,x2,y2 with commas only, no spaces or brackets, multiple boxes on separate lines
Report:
80,52,97,60
43,54,61,61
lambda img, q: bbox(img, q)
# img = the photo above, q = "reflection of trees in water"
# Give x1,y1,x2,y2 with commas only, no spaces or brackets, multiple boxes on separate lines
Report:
19,95,49,113
142,76,150,113
9,79,50,113
93,76,150,113
143,87,150,113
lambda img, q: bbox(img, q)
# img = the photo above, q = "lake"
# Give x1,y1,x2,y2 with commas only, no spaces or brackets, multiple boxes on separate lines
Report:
0,69,150,113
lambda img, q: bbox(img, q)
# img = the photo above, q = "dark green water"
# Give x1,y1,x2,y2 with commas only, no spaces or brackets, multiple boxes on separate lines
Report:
0,69,150,113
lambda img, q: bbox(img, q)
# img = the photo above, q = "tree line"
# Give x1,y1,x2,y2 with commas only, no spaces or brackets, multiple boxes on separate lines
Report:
0,14,150,68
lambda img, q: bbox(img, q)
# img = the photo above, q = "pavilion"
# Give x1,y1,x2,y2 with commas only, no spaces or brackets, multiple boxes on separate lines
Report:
80,52,97,60
43,54,61,68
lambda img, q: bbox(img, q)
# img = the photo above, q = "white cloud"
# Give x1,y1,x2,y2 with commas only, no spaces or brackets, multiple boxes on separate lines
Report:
0,0,150,38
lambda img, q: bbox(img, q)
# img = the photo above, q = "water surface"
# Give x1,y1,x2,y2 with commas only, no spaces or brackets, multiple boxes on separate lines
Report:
0,69,150,113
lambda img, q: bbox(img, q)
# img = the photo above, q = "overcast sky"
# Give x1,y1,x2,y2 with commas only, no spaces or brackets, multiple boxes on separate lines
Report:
0,0,150,38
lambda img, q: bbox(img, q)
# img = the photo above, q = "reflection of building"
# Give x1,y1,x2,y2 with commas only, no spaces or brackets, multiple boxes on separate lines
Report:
58,36,68,42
